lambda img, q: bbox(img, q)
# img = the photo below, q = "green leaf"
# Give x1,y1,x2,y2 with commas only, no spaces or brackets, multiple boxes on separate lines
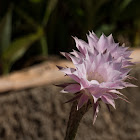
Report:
119,0,133,12
1,28,43,73
42,0,58,26
0,8,12,53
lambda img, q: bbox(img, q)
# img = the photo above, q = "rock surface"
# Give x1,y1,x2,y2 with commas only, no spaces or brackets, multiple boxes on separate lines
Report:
0,65,139,140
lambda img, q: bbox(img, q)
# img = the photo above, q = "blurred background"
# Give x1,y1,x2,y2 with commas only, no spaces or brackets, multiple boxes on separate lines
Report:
0,1,140,140
0,0,140,74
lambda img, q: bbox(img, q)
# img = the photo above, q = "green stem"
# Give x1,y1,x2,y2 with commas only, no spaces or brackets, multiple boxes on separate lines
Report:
64,101,92,140
40,35,48,56
42,0,58,27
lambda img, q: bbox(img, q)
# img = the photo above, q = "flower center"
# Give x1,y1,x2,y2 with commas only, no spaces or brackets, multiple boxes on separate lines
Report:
87,72,105,83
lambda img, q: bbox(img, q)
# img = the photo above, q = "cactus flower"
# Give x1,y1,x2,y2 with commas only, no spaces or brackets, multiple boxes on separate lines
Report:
57,31,136,124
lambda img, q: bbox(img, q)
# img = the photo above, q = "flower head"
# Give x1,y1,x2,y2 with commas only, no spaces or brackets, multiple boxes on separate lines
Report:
57,31,136,124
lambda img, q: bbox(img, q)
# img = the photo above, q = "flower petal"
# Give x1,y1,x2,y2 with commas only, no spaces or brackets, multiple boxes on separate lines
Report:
93,102,99,124
77,94,89,110
109,89,128,99
60,52,71,60
123,82,137,88
101,93,116,109
58,30,136,125
62,84,81,93
97,34,108,53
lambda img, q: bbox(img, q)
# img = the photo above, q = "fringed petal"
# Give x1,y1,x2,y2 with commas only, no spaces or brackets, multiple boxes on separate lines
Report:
101,93,116,109
118,96,130,103
123,82,137,88
55,83,74,88
62,84,81,93
60,52,71,61
69,74,81,83
73,37,88,55
97,34,108,53
87,34,96,49
90,31,99,42
107,34,115,44
56,65,65,70
109,89,128,99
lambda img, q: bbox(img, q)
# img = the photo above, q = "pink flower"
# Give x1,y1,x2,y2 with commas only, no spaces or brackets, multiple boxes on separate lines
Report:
57,31,136,124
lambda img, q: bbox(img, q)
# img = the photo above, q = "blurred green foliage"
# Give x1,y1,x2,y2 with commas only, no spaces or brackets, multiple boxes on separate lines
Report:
0,0,140,74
